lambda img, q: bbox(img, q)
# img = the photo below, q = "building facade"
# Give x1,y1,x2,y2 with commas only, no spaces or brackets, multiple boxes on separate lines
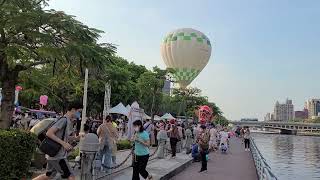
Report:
306,99,320,118
274,99,294,121
294,109,308,119
162,80,171,95
264,113,272,121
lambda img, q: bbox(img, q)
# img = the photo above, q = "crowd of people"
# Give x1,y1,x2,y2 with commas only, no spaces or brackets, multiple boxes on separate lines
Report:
10,103,252,180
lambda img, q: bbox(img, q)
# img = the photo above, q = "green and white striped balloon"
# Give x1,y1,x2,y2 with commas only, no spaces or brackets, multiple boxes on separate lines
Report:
161,28,212,88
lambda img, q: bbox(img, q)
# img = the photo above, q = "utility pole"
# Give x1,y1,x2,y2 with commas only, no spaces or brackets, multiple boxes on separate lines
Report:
103,83,111,120
80,68,88,134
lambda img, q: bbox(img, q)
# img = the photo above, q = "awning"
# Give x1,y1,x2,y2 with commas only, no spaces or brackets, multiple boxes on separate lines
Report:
161,113,176,120
153,115,162,121
109,103,129,116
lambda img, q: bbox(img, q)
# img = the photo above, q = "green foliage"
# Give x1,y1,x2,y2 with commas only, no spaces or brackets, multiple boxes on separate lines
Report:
117,139,132,150
68,147,80,160
0,129,37,179
160,87,223,118
1,0,115,71
214,116,229,126
0,0,116,128
291,118,304,122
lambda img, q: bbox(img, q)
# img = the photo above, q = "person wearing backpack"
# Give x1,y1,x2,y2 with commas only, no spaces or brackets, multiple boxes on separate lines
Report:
33,102,83,180
197,124,210,173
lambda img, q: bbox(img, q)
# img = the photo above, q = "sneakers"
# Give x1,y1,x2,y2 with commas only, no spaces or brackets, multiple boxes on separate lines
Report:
245,148,250,151
199,169,207,173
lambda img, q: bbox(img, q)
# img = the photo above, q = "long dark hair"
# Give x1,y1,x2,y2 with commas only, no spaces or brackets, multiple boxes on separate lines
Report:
105,115,112,123
133,120,144,133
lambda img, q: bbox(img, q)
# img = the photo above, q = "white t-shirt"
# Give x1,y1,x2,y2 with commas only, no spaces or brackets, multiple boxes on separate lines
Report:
220,131,229,144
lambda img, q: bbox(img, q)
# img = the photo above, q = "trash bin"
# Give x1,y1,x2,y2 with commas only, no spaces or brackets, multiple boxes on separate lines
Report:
79,133,99,180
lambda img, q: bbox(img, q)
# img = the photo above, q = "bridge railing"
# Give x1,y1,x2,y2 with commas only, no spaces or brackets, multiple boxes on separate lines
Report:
250,137,278,180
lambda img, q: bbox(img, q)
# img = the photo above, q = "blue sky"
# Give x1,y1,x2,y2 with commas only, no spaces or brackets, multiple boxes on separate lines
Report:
49,0,320,120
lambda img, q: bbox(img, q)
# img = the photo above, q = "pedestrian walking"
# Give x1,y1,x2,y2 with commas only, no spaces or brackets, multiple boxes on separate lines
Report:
176,124,184,153
209,124,217,151
197,125,210,173
184,126,193,154
144,119,155,146
97,115,114,173
108,117,119,166
33,102,83,180
219,127,230,152
131,120,153,180
156,123,168,159
168,124,180,158
244,127,251,151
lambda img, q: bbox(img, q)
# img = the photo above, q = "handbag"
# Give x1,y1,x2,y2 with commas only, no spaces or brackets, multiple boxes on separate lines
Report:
39,118,67,157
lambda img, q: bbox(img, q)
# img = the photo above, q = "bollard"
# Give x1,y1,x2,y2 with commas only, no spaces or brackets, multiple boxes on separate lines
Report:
79,133,100,180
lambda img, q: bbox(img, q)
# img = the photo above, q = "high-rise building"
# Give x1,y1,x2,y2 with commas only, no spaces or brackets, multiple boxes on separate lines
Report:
264,113,270,121
306,99,320,118
274,99,294,121
264,113,272,121
294,108,308,119
162,80,171,95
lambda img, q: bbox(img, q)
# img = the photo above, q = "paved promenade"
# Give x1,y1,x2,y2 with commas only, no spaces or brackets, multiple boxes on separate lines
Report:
172,138,258,180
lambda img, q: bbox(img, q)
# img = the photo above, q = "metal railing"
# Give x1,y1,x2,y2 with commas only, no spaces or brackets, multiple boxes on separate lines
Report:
250,138,278,180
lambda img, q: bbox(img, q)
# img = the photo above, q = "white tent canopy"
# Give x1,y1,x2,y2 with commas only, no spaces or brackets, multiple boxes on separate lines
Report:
161,113,176,120
126,105,131,112
109,103,129,116
153,115,162,121
143,113,151,120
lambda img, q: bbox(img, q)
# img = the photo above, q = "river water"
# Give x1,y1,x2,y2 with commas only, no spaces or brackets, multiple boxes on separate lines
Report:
252,133,320,180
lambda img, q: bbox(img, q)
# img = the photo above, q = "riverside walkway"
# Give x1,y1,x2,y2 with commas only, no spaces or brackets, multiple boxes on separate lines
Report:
172,138,258,180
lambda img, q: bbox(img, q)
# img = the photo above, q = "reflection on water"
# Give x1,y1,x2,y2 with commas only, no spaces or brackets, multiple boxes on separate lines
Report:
252,134,320,180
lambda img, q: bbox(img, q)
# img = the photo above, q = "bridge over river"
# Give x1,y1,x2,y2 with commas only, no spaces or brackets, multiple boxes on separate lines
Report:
231,121,320,135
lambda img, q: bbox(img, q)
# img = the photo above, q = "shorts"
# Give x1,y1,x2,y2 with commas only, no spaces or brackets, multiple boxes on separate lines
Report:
46,159,74,179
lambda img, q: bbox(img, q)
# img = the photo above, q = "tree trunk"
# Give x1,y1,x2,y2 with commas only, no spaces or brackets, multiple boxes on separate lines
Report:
0,62,18,129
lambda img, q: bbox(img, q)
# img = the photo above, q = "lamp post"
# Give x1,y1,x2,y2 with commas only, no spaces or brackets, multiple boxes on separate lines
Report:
80,68,88,134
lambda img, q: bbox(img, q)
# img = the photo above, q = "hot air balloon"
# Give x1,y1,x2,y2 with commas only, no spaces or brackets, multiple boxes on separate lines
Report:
161,28,212,88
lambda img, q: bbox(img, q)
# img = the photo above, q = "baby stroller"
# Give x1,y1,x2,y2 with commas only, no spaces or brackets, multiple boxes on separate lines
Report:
191,144,201,162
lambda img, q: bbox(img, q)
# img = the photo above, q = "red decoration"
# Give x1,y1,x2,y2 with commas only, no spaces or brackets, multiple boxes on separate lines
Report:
198,105,213,124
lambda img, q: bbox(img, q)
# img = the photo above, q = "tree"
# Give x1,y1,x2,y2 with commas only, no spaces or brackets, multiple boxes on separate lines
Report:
170,87,222,118
136,67,167,116
0,0,115,128
214,116,229,126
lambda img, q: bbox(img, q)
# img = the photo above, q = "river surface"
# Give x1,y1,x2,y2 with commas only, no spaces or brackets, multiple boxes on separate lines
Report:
252,133,320,180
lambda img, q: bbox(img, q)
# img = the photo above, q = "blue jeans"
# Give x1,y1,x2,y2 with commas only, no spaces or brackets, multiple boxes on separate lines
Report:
99,145,112,173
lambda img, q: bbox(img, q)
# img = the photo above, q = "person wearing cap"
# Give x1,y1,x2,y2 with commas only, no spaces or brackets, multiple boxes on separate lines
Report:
197,124,210,173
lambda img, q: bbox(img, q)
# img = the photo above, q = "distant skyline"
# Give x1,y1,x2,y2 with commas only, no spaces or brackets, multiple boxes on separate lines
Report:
49,0,320,120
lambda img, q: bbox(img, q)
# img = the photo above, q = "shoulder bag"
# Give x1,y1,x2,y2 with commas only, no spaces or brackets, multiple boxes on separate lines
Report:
39,118,67,157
